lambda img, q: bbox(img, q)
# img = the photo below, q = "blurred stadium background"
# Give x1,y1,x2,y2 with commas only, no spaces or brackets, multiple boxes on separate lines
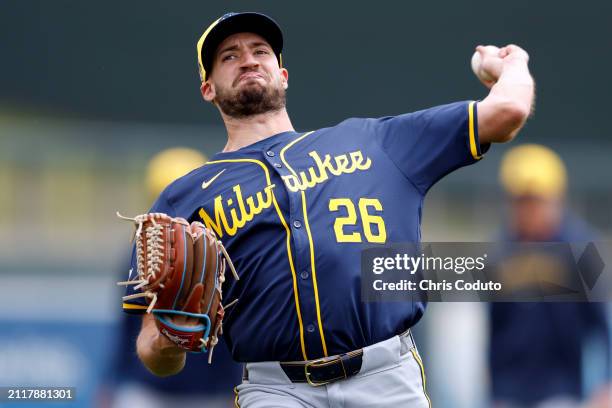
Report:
1,1,611,407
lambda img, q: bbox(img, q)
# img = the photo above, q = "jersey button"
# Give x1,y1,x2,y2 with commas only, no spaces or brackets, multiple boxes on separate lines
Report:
306,324,315,333
300,270,310,279
266,150,275,157
273,163,282,168
293,220,302,228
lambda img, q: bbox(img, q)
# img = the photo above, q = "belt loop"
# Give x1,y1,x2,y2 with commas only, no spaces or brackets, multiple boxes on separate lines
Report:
408,330,418,353
242,364,249,381
399,329,415,356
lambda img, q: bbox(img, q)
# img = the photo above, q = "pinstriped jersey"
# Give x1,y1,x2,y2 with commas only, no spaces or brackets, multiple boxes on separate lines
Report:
123,100,486,362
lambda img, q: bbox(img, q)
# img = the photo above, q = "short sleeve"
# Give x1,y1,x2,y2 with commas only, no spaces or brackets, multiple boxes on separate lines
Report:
121,190,176,314
375,101,487,194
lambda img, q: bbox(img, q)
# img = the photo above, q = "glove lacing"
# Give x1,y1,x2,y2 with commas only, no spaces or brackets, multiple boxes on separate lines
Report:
116,212,166,313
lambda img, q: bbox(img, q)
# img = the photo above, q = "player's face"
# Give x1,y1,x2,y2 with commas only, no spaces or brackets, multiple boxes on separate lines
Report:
201,32,289,118
510,195,563,240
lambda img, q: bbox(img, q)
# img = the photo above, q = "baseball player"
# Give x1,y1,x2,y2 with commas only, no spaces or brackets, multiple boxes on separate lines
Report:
122,12,534,407
489,145,610,408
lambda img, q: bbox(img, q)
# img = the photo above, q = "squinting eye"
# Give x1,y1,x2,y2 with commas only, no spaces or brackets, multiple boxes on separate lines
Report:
222,55,237,62
255,50,269,55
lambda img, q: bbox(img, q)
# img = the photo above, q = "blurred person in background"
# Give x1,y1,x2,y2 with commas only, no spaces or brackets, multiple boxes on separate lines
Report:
101,147,242,408
489,144,610,408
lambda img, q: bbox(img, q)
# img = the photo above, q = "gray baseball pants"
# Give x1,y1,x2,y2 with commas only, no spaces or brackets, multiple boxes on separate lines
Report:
235,332,431,408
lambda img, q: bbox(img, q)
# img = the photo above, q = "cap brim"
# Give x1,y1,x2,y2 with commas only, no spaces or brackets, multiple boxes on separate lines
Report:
200,12,283,80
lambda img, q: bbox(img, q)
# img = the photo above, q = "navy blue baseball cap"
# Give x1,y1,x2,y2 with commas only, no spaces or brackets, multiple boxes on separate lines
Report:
197,12,284,82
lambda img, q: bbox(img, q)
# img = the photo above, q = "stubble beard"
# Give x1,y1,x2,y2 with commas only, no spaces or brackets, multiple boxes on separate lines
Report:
215,80,286,119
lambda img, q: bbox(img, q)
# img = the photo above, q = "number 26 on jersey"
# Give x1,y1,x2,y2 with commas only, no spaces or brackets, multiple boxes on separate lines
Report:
329,197,387,243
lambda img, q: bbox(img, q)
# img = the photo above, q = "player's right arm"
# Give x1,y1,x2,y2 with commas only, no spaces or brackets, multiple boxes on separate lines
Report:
476,44,534,144
136,313,187,377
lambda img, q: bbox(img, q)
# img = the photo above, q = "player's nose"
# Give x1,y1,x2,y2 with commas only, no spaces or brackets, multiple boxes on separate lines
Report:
239,52,260,70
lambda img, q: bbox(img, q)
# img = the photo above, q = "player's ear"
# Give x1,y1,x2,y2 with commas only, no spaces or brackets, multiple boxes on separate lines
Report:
280,68,289,90
201,81,216,103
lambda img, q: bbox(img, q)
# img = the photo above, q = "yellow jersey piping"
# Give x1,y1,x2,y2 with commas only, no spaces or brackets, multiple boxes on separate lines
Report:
203,158,308,361
279,131,329,357
122,303,148,311
468,101,482,160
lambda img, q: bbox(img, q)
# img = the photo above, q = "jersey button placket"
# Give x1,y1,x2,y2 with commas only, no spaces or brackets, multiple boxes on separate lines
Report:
263,149,282,169
289,190,319,353
265,148,321,357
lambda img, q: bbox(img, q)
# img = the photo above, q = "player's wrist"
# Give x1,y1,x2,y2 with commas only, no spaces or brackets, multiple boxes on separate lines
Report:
502,57,529,70
499,61,533,84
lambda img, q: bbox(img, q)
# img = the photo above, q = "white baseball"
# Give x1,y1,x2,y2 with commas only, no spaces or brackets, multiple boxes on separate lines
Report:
471,46,499,82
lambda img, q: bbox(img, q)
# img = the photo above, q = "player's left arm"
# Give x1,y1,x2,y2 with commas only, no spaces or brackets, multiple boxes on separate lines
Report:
476,44,535,144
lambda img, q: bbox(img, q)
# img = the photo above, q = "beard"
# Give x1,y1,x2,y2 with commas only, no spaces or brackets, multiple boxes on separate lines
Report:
215,79,286,118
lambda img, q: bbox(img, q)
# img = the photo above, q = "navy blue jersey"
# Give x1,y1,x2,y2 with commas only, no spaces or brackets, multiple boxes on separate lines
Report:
124,101,485,362
489,215,610,404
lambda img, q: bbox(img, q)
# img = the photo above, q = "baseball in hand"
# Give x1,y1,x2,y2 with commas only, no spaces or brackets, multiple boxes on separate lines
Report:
471,45,500,83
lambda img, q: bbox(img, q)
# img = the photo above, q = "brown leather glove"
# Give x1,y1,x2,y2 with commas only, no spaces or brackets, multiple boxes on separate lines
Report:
118,212,238,362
